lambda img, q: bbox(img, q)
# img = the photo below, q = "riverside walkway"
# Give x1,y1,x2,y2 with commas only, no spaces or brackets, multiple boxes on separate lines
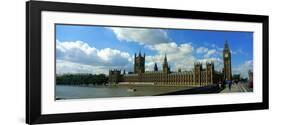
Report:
221,82,252,93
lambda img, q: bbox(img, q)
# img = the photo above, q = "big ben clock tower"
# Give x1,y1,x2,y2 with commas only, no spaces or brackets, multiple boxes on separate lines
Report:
223,41,232,81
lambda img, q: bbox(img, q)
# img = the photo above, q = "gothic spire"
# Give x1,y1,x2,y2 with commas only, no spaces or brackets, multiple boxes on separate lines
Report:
224,40,229,50
138,49,141,57
163,53,169,73
164,53,167,62
154,62,158,71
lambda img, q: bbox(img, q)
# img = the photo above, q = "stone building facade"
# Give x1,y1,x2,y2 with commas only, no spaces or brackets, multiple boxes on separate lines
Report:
109,42,232,86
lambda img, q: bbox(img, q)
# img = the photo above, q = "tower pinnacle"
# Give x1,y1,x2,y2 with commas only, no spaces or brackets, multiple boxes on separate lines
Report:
164,53,167,62
138,49,141,57
163,53,169,73
154,62,158,71
224,40,229,50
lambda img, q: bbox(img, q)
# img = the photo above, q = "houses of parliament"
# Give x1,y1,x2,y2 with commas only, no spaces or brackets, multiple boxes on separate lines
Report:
109,41,232,86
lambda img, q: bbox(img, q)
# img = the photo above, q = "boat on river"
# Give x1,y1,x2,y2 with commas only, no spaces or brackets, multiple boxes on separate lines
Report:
127,88,137,92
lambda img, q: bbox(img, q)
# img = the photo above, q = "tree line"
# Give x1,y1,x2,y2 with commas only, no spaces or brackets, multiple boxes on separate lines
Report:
56,74,108,86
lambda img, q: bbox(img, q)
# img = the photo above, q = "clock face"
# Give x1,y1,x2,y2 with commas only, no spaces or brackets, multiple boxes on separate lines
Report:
225,53,229,58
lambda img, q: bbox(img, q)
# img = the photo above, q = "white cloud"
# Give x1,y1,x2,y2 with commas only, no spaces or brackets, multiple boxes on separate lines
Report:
150,42,193,54
210,43,223,51
144,42,195,71
196,46,219,58
56,60,108,74
204,49,217,58
56,40,133,74
56,40,197,74
231,50,237,55
56,60,133,75
109,27,171,45
231,48,248,56
196,47,208,54
233,60,253,78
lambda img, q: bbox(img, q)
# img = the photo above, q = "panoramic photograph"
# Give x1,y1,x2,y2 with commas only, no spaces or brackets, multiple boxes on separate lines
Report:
55,24,254,100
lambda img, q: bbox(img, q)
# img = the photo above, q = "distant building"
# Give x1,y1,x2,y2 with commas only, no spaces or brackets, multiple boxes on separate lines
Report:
248,70,253,88
109,42,233,86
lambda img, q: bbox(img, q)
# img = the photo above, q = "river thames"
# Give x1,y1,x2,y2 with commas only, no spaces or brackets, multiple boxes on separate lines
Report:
55,85,192,100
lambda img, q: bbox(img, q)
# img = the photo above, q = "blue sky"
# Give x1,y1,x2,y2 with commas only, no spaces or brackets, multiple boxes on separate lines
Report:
56,24,253,78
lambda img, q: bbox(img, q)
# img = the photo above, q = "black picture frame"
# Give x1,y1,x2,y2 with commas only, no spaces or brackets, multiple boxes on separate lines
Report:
26,1,269,124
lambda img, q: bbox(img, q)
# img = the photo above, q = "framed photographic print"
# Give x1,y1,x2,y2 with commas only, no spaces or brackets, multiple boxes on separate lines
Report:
26,1,269,124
